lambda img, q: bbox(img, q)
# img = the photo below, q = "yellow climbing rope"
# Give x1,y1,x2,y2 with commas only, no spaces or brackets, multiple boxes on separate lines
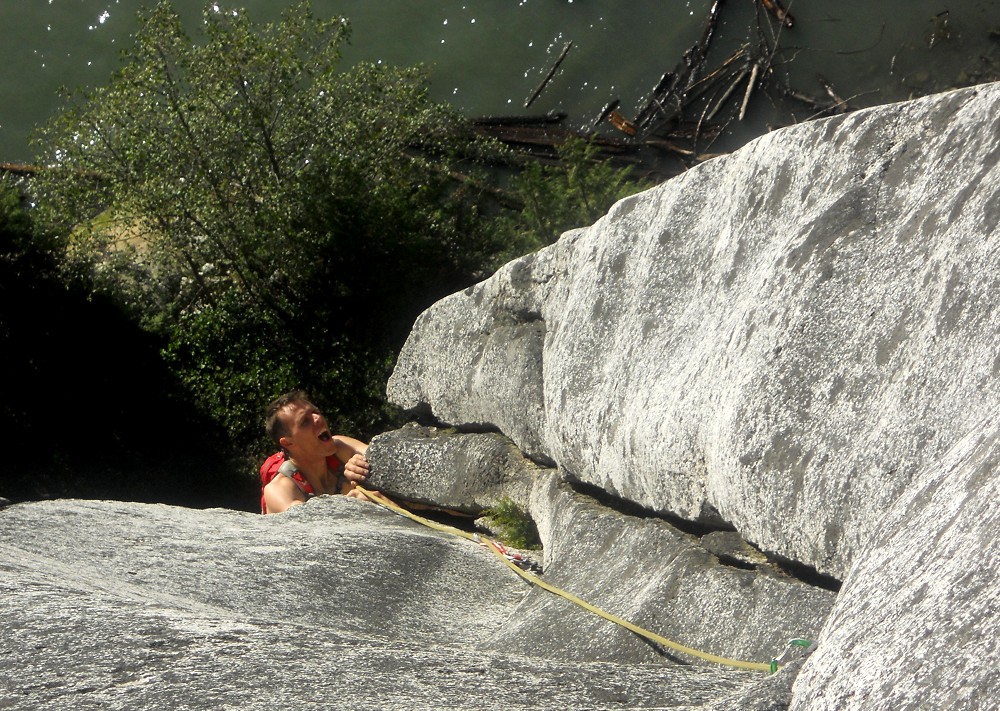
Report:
355,486,776,672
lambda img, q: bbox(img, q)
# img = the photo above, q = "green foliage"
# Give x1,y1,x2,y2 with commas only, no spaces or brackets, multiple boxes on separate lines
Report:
30,1,507,457
0,178,33,242
482,498,542,550
501,137,653,252
27,0,652,477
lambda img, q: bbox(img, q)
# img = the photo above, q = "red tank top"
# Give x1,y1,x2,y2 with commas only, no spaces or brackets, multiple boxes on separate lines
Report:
259,452,343,514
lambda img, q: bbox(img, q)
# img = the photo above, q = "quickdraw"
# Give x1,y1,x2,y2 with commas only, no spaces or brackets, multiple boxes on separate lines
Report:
770,638,817,673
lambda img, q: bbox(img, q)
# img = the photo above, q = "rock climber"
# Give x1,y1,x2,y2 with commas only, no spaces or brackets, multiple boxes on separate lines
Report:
259,389,378,514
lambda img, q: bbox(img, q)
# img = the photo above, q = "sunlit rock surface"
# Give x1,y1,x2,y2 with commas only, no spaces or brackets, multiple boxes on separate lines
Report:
486,475,834,665
790,410,1000,711
387,81,1000,708
6,81,999,710
0,499,753,709
389,82,1000,581
365,427,835,666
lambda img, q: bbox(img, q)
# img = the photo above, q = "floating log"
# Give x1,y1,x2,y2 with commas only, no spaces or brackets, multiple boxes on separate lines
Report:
645,140,725,166
816,74,849,113
473,112,567,127
634,72,675,129
782,88,823,110
644,139,696,157
635,0,728,133
739,62,761,120
687,44,750,93
0,162,41,176
658,121,722,143
760,0,794,28
524,41,574,109
465,113,678,179
608,110,637,137
472,116,627,152
703,66,749,123
589,99,620,133
696,0,726,61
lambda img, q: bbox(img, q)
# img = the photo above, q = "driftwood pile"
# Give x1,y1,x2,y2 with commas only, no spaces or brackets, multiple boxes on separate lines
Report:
4,1,862,184
471,0,855,181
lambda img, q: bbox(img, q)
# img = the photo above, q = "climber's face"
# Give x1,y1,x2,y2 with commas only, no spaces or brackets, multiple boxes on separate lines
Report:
277,400,336,460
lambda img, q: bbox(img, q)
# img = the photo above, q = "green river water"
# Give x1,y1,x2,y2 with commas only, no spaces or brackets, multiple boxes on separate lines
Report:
3,0,999,164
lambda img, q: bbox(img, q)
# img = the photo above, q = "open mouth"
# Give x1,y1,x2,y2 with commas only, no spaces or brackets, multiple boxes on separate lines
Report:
318,430,332,442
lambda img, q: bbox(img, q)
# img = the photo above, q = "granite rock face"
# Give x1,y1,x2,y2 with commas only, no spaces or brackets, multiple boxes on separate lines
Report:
7,82,999,710
386,82,1000,708
388,82,1000,581
365,423,541,512
363,429,835,667
0,498,754,710
485,475,834,666
789,408,1000,711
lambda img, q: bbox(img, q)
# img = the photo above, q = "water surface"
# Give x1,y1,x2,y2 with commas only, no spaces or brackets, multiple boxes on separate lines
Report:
2,1,999,162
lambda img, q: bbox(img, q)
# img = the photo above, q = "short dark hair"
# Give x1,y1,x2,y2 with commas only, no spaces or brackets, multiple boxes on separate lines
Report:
264,389,312,444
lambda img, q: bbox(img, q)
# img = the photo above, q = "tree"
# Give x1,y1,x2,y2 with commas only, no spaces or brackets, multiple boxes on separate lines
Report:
31,1,508,458
499,137,653,252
